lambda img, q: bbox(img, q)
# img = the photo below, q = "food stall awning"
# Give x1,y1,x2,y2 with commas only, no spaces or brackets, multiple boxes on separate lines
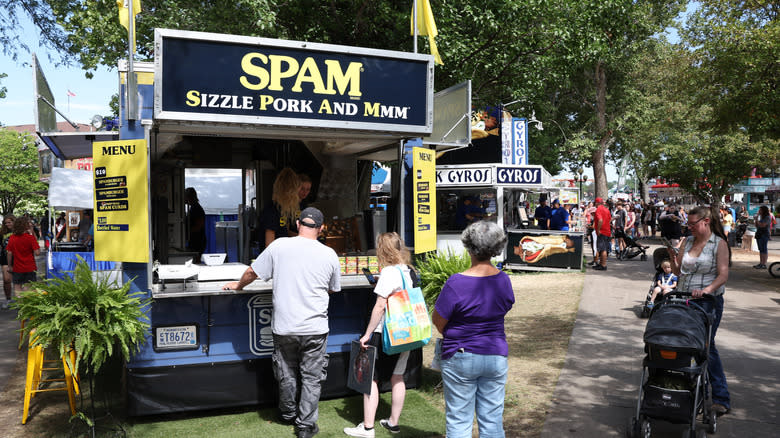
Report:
32,51,120,160
48,167,93,209
730,179,777,194
39,131,120,160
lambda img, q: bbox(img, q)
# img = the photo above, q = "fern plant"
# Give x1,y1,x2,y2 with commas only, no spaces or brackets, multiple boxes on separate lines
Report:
13,257,151,377
415,248,471,308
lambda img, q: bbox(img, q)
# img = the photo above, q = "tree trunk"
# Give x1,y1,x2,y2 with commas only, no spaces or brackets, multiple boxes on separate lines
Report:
591,60,610,200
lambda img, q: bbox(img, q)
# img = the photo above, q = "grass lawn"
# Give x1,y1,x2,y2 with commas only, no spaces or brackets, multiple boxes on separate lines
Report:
124,390,444,437
1,270,582,438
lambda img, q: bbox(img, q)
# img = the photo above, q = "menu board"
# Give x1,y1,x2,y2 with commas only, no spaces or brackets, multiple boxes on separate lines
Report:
92,139,150,263
413,147,436,253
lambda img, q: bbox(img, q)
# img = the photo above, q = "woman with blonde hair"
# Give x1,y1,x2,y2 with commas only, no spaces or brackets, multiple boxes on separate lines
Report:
260,168,301,248
344,232,413,437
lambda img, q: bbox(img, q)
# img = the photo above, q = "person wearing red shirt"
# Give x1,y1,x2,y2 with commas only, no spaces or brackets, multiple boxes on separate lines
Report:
6,216,40,297
592,198,612,271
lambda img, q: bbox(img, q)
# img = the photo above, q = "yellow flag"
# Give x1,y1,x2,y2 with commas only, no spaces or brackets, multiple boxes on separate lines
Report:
117,0,142,53
411,0,443,65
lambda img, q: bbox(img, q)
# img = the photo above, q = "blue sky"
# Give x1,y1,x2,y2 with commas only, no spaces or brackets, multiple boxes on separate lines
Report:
0,15,116,127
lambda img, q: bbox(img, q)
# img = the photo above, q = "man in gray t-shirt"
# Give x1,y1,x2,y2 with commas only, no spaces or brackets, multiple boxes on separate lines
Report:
224,207,340,438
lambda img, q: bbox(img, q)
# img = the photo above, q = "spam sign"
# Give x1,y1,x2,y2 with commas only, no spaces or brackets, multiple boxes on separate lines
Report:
155,29,434,134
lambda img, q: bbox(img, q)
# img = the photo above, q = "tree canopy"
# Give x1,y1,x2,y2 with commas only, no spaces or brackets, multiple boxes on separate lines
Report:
0,128,47,216
3,0,776,203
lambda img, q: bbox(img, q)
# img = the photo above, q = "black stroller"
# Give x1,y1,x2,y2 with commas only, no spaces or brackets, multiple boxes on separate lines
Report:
627,291,717,438
641,248,672,318
618,233,650,261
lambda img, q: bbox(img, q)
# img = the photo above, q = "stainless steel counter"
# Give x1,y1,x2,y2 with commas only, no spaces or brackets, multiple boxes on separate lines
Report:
151,273,375,298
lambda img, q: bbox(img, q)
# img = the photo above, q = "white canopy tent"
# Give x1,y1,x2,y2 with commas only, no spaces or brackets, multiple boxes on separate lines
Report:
48,167,93,209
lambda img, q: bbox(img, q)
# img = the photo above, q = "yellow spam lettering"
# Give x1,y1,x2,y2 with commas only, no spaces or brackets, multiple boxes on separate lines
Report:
240,52,362,97
318,99,332,114
186,90,200,106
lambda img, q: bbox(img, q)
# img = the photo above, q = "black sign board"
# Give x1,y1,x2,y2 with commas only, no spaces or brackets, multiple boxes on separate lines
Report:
155,29,433,135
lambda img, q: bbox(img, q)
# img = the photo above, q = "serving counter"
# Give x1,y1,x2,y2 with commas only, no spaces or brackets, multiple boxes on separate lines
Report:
127,271,422,416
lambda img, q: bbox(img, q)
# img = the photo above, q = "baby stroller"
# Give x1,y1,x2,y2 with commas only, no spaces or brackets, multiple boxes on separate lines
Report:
618,233,650,261
640,248,671,318
627,291,717,438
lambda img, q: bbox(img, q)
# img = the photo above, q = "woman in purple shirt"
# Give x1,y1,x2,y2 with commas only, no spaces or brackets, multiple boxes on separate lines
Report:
433,221,515,438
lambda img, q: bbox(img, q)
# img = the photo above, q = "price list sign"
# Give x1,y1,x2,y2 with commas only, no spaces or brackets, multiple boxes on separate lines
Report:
92,139,150,263
413,147,436,253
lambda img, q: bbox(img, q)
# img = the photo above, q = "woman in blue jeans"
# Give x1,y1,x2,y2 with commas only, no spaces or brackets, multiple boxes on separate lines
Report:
753,205,772,269
433,221,514,437
667,205,731,415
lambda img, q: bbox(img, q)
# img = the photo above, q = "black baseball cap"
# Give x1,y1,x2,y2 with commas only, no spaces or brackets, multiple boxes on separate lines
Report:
299,207,324,228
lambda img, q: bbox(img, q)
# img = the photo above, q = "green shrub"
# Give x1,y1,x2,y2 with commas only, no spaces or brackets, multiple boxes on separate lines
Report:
416,248,471,308
13,257,151,376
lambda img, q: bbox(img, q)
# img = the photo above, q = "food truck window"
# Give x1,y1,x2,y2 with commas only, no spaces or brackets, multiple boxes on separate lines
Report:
437,188,498,233
181,169,243,261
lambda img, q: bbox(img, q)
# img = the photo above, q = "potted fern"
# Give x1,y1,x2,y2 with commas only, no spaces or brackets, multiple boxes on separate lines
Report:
14,257,151,377
415,248,471,308
13,257,150,428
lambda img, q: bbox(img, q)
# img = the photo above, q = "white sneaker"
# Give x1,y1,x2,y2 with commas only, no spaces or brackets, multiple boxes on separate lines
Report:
343,422,375,437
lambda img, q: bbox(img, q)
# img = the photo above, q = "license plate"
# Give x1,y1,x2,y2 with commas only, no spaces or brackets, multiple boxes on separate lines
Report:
154,325,198,351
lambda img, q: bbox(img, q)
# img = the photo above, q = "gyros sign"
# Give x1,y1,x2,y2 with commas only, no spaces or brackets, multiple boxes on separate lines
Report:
496,166,542,185
435,167,492,187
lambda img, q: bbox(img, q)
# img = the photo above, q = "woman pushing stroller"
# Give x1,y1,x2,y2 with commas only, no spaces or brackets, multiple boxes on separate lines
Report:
665,205,731,416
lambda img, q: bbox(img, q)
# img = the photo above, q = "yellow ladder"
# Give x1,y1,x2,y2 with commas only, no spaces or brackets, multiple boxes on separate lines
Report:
22,341,80,424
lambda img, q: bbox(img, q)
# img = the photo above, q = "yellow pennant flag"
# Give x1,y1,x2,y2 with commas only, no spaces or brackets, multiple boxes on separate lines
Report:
411,0,443,65
117,0,142,53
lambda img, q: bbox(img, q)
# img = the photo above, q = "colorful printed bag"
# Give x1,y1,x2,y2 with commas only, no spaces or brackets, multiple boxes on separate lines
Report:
382,266,432,355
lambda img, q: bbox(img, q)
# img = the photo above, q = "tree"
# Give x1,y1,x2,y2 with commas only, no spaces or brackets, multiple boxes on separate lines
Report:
535,0,686,199
0,128,46,216
1,0,73,64
618,38,765,205
651,114,755,206
680,0,779,142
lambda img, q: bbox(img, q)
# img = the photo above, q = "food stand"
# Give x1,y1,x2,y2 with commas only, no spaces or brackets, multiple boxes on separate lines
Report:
45,167,119,280
436,164,555,254
39,29,444,415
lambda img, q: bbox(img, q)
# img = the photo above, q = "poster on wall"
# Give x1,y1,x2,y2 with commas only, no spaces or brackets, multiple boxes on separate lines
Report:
92,139,150,263
413,147,437,253
505,231,583,270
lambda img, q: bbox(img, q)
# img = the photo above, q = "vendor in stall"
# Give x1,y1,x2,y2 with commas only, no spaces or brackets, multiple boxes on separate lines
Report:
77,210,93,247
550,201,573,231
261,168,302,248
184,187,207,258
533,197,552,230
454,196,485,230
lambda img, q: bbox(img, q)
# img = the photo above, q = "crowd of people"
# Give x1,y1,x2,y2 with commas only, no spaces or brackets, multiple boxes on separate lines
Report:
567,197,776,271
221,214,515,438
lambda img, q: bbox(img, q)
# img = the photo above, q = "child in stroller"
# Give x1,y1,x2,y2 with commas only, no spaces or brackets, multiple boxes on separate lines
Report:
628,291,717,438
641,247,672,317
617,233,649,260
648,260,677,310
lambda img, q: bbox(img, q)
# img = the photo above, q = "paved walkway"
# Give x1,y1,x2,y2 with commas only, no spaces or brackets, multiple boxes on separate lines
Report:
542,239,780,438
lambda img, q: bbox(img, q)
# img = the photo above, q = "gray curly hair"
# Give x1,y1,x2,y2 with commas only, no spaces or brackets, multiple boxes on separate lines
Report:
461,221,507,261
